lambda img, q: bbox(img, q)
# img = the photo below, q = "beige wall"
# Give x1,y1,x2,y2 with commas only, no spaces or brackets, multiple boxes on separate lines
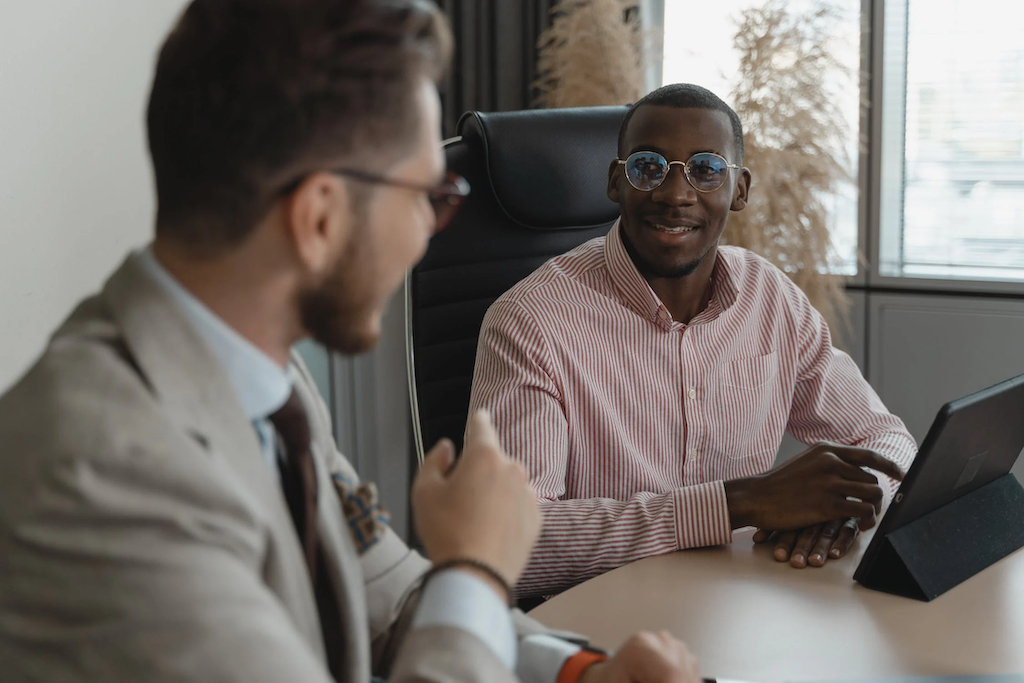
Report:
0,0,188,391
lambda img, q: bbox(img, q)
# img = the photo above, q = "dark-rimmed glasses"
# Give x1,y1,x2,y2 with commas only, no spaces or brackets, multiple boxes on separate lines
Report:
617,151,739,194
283,170,470,233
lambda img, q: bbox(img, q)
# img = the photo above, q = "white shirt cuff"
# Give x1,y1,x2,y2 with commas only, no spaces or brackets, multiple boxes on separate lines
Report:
412,569,517,670
516,633,583,683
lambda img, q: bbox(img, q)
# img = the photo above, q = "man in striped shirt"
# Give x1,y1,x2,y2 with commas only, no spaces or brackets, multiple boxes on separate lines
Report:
469,84,916,598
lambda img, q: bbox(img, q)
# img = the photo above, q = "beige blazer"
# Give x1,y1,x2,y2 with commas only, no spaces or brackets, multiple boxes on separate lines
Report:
0,254,553,682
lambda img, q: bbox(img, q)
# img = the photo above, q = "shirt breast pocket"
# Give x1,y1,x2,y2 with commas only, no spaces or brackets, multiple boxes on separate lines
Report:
715,351,783,462
722,351,779,388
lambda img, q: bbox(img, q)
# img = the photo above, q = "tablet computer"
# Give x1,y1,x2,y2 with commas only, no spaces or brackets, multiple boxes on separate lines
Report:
853,372,1024,586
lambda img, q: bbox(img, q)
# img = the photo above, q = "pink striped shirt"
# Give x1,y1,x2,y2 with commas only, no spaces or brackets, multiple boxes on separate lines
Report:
469,221,917,597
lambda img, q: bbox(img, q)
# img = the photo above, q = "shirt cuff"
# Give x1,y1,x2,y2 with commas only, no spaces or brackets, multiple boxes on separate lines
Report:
858,433,916,512
516,633,583,683
674,481,733,549
412,569,516,670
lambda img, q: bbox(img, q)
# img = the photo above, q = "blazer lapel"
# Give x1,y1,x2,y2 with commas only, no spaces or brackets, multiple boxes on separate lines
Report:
295,376,371,683
100,254,326,659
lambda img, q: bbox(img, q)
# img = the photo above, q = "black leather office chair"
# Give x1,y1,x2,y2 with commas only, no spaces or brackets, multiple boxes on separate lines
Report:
405,106,629,462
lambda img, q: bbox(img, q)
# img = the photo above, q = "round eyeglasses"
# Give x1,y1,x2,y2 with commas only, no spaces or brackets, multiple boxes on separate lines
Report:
617,151,740,194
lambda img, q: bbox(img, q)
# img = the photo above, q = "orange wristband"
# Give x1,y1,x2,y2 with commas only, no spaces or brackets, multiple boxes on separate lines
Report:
557,648,609,683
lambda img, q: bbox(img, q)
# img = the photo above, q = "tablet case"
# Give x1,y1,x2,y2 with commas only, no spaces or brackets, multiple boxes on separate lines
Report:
855,473,1024,601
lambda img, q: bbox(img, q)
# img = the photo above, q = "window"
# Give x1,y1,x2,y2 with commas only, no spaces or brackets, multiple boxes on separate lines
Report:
879,0,1024,282
661,0,862,275
662,0,1024,286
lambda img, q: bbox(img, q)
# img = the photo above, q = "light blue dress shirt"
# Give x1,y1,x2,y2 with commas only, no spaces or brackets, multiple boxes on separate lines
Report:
135,248,572,678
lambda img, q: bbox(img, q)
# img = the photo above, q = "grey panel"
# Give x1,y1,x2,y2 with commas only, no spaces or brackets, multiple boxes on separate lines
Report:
331,355,364,476
330,291,411,540
836,289,867,372
366,292,413,541
868,293,1024,481
295,340,331,404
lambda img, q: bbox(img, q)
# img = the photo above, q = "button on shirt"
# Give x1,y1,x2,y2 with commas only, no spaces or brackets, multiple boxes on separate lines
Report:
469,221,917,597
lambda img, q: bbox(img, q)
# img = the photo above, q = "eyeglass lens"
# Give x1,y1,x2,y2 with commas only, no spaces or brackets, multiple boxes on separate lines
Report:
625,152,731,192
428,172,469,233
429,194,460,232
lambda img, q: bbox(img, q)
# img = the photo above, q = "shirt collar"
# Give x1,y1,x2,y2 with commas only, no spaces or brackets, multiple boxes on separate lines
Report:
135,246,293,421
604,219,739,329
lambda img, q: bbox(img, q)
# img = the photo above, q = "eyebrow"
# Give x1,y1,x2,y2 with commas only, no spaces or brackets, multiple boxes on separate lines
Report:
627,145,726,159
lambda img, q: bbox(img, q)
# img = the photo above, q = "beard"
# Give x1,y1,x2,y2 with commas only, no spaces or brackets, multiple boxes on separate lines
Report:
619,226,716,279
299,260,379,356
298,207,383,356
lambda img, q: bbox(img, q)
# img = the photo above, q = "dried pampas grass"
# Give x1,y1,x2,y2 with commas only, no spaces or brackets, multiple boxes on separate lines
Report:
534,0,854,339
727,1,855,336
534,0,652,107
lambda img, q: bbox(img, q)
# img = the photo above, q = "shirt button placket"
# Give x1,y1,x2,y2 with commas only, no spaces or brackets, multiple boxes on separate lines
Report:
681,325,699,485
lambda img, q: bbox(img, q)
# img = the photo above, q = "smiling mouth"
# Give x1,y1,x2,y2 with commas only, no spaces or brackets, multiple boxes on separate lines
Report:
649,221,700,235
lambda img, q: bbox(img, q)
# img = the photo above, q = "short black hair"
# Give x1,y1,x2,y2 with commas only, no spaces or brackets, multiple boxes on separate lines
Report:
618,83,745,162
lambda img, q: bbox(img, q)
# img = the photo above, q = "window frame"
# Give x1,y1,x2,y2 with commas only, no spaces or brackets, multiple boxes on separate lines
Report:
865,0,1024,296
653,0,1024,297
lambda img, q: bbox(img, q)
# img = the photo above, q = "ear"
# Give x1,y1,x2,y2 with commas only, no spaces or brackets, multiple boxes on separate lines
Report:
607,158,623,203
285,172,352,275
730,166,752,212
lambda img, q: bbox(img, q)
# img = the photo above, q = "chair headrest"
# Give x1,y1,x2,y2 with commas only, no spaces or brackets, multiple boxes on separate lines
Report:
457,106,628,230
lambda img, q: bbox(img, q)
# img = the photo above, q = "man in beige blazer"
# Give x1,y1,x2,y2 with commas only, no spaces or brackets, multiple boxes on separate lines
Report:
0,1,701,682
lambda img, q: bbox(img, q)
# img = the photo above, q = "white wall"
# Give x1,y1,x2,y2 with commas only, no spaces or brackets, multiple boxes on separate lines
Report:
0,0,189,391
0,3,411,529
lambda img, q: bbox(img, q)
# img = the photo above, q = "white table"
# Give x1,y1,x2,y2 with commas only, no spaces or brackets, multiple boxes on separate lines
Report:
529,529,1024,682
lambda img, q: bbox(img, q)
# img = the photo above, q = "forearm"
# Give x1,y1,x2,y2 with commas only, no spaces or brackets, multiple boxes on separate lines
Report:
516,483,731,597
851,429,916,484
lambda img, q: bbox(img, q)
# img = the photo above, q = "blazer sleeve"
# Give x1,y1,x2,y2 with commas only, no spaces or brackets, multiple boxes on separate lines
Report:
389,626,520,683
292,353,590,682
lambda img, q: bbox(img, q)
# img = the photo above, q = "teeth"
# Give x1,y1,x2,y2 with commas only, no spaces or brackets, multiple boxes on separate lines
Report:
654,224,695,234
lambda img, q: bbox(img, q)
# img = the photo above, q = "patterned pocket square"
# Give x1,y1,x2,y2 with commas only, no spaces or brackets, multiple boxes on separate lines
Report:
331,473,391,554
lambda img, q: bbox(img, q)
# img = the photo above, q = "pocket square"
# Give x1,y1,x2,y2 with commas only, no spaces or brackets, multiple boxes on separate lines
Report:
331,473,391,554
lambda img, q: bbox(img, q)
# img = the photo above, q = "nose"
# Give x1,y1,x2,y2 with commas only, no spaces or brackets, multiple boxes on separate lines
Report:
651,163,697,207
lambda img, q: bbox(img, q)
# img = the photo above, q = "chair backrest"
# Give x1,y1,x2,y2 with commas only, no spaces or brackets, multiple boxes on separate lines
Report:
405,105,628,461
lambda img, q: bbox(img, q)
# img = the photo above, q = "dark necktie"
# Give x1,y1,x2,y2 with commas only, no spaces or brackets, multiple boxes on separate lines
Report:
268,389,346,675
268,389,319,583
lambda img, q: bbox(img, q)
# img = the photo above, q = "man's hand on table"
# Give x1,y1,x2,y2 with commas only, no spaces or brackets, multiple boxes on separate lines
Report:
579,631,701,683
724,442,904,568
752,517,860,567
